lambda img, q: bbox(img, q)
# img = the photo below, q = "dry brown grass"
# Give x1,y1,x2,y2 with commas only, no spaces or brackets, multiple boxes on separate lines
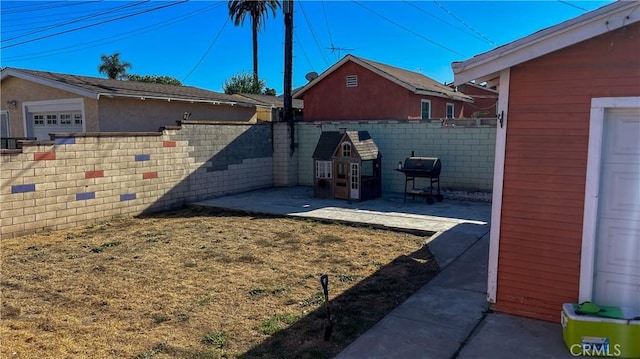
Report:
1,207,438,359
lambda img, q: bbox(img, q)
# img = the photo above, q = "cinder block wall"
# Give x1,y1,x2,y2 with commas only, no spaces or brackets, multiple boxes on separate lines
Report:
272,122,298,187
0,123,273,238
295,121,496,193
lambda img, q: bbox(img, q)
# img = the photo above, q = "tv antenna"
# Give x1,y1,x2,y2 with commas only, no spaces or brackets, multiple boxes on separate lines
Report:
326,44,354,59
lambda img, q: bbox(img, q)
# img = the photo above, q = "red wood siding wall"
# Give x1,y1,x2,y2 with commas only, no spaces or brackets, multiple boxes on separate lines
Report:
457,84,498,117
302,61,463,121
496,22,640,322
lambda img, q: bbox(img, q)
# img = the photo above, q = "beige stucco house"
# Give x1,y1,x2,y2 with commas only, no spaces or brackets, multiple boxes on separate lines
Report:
0,68,269,143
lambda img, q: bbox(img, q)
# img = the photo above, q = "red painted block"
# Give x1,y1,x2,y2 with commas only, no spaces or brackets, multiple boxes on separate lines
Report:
143,172,158,179
163,141,177,147
85,170,104,179
34,152,55,161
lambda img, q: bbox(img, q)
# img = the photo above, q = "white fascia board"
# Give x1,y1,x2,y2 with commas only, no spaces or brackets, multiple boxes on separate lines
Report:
1,68,97,99
103,93,256,108
452,1,639,85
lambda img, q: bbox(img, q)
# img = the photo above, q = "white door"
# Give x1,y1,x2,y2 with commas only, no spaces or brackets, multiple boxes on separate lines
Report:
350,163,359,200
593,108,640,310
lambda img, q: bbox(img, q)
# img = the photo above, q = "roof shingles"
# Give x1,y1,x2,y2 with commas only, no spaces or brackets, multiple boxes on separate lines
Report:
3,68,257,106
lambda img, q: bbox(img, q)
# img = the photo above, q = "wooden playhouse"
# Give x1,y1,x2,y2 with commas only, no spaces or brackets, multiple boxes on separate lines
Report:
312,130,382,201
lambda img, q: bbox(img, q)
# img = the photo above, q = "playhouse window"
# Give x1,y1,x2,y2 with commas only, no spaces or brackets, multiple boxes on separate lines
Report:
316,161,332,179
342,142,351,157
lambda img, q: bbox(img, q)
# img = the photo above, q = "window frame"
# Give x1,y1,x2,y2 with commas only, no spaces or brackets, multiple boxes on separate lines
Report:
0,110,9,137
421,99,431,120
446,103,455,119
315,161,333,179
342,142,352,157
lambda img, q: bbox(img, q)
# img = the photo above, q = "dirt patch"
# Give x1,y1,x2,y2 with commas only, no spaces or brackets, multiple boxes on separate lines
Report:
1,207,439,358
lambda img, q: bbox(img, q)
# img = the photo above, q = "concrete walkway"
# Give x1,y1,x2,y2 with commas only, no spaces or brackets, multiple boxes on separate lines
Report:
193,187,574,358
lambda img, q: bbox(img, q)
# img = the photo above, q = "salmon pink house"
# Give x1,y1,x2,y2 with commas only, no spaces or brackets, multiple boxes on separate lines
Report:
294,54,475,121
453,1,640,322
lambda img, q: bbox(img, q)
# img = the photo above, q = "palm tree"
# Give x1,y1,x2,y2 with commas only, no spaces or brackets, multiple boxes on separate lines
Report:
228,0,280,91
98,52,132,80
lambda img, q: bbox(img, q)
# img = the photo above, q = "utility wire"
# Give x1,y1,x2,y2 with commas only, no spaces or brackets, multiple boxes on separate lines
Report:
294,30,315,71
402,1,495,46
183,17,229,82
298,1,331,67
321,0,337,61
2,4,111,29
2,1,150,43
0,1,99,15
1,1,188,50
431,1,497,46
351,0,465,57
556,1,589,12
2,2,221,62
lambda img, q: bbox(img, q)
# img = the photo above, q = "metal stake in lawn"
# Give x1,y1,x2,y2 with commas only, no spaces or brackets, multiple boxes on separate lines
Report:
320,274,333,340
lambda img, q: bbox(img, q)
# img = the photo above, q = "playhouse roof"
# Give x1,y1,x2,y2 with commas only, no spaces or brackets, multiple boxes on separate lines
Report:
312,130,380,161
313,131,342,160
345,130,379,160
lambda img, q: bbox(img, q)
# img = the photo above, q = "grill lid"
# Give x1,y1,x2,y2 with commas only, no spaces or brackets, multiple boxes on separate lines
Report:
398,157,442,177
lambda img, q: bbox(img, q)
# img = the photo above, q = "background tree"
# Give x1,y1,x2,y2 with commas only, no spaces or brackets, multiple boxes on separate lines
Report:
98,52,132,80
223,72,275,95
127,74,182,86
228,0,280,92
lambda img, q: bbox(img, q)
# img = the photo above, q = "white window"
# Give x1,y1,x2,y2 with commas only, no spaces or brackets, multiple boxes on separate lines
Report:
33,114,45,126
446,103,455,118
342,142,351,157
1,111,9,137
74,113,83,125
60,113,72,125
316,161,332,179
46,114,57,125
421,100,431,120
346,75,358,88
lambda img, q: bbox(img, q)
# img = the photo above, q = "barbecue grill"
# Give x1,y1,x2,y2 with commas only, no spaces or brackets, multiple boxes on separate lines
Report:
395,154,443,204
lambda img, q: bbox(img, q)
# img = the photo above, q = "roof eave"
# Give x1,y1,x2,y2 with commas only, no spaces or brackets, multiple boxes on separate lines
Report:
1,68,98,99
415,89,474,102
101,93,256,107
452,1,639,85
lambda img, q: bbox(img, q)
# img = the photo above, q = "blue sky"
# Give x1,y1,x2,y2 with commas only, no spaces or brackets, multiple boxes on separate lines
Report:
1,0,614,94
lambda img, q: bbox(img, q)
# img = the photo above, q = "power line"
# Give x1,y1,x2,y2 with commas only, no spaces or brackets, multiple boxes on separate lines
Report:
431,1,497,47
1,4,111,30
321,0,337,62
2,1,150,43
401,1,495,46
351,0,465,57
556,1,589,12
1,1,188,50
294,30,315,71
298,1,331,67
2,2,222,63
0,1,99,15
183,17,229,82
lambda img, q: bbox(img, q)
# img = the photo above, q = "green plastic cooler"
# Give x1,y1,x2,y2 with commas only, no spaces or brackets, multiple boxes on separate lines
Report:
562,303,640,358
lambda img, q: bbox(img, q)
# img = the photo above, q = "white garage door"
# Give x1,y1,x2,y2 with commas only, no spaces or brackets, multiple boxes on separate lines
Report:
593,108,640,310
31,111,84,140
